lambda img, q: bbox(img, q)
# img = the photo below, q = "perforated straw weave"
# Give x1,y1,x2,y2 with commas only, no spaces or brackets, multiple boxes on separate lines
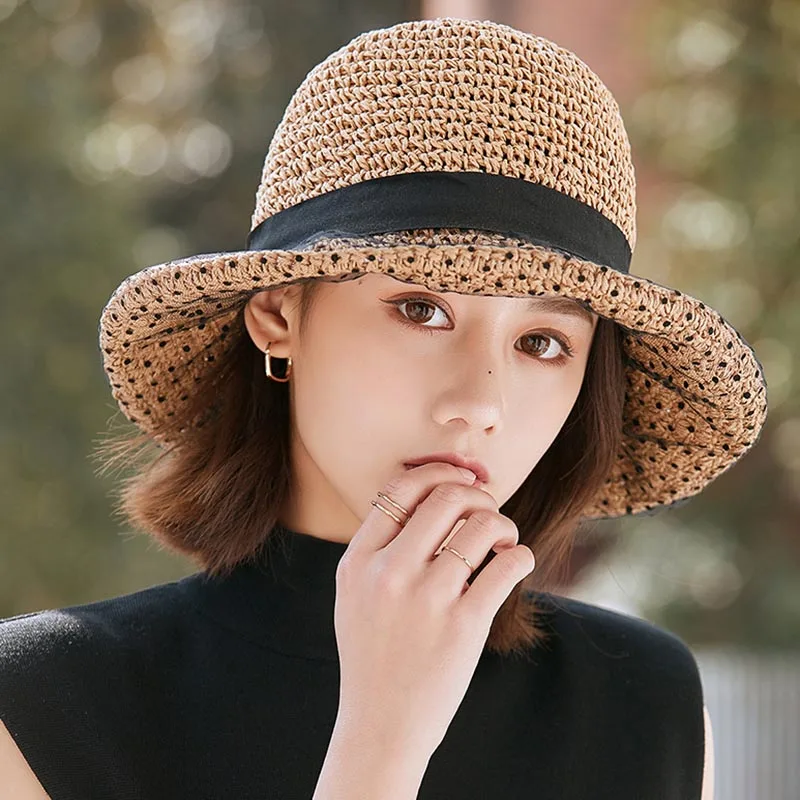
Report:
98,17,768,519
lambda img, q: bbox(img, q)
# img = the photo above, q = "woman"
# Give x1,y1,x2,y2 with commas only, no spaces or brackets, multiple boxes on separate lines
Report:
1,17,763,798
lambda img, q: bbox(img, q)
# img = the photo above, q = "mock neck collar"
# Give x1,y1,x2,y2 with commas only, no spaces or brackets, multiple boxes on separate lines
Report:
192,524,349,662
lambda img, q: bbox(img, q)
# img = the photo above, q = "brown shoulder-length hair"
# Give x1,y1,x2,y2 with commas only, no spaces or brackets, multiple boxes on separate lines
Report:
93,277,627,658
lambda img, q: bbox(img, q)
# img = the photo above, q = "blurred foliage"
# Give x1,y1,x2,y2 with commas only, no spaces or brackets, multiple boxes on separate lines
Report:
0,0,416,615
599,0,800,649
0,0,797,649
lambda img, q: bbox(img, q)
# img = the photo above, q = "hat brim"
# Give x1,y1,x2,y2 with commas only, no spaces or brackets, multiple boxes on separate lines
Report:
99,240,768,519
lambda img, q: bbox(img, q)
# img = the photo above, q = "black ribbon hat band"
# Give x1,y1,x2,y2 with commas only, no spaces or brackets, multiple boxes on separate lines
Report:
245,171,632,274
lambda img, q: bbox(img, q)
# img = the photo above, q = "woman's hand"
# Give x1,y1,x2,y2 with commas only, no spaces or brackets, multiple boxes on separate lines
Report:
332,461,536,761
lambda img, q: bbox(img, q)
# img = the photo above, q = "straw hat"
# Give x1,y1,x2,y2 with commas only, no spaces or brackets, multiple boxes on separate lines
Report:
98,17,768,518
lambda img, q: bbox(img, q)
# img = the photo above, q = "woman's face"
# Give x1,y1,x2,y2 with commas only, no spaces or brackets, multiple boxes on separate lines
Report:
244,272,598,543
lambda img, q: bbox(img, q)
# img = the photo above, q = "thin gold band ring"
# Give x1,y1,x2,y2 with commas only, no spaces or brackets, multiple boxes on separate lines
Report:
370,492,474,572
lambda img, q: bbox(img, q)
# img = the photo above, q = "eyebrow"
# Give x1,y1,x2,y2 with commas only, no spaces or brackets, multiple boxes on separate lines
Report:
525,296,595,326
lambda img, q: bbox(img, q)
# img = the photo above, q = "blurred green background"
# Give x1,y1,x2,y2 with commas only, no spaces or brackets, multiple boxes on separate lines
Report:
1,0,798,656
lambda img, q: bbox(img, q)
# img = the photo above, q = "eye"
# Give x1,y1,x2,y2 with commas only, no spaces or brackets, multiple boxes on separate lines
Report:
391,297,449,327
383,295,575,365
519,333,572,361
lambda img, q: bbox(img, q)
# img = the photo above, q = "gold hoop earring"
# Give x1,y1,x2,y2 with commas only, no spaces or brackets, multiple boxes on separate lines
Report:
265,341,292,382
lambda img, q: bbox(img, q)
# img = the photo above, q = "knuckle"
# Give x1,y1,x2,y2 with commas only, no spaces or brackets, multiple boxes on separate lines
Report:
430,481,467,506
469,508,500,534
474,483,500,510
381,473,408,498
502,516,520,544
494,550,521,581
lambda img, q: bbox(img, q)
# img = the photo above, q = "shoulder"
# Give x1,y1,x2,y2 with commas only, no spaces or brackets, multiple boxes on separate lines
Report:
528,590,705,730
531,590,703,681
525,592,708,796
0,575,209,798
0,574,201,679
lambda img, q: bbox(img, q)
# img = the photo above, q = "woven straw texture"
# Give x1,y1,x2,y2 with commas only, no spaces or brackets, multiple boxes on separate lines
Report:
98,18,768,520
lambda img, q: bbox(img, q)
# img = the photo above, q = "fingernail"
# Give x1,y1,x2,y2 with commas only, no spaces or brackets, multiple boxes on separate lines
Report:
457,467,477,481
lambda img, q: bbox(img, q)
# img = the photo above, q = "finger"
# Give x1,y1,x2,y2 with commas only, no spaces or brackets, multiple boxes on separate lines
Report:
428,511,519,597
384,481,498,567
457,545,536,627
348,462,479,554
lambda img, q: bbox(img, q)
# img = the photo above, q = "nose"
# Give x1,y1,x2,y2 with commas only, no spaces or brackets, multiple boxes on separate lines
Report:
430,342,506,432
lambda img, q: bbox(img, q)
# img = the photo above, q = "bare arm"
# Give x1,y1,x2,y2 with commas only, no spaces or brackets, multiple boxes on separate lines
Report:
0,718,51,799
701,704,715,800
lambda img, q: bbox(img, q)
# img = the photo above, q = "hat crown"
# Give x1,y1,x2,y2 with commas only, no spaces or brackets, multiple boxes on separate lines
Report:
251,17,637,250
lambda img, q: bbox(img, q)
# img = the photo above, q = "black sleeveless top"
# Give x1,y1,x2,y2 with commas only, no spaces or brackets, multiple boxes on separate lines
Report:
0,526,705,799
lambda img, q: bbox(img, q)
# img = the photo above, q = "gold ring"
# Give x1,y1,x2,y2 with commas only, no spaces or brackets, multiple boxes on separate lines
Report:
375,491,410,517
370,500,404,525
370,491,409,526
439,544,475,572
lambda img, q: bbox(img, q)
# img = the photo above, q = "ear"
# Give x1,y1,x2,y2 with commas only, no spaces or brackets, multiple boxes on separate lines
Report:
243,286,301,358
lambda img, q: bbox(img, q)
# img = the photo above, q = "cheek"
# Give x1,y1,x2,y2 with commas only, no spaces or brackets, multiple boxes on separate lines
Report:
344,340,427,437
544,365,586,429
506,369,586,468
290,319,420,461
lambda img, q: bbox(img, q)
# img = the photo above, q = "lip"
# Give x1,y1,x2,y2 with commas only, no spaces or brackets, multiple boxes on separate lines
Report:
403,452,490,484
